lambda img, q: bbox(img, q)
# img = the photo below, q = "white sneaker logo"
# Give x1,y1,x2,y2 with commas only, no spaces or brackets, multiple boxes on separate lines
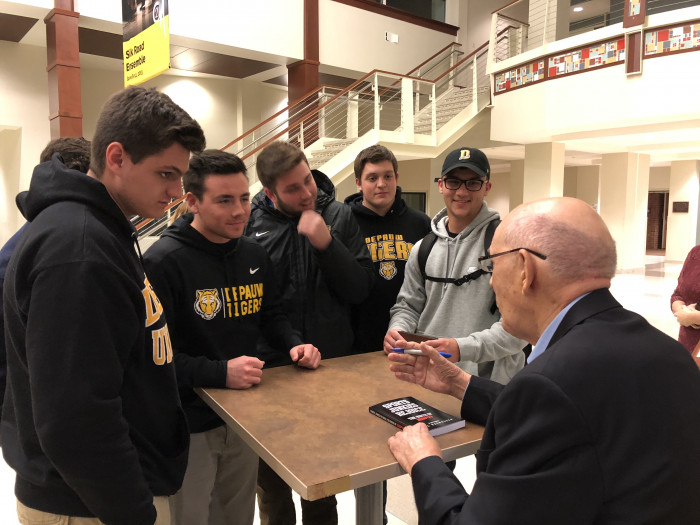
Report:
255,231,269,237
249,267,260,275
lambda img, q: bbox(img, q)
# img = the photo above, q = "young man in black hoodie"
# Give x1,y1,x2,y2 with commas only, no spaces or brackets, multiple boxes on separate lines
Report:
245,141,374,525
0,137,91,422
344,145,431,354
143,150,321,525
1,86,205,525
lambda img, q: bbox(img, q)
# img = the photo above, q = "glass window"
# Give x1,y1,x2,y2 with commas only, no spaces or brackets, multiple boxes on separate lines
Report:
402,192,427,213
375,0,446,23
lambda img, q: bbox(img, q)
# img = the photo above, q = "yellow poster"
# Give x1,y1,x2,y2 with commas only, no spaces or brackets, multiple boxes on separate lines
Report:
122,0,170,86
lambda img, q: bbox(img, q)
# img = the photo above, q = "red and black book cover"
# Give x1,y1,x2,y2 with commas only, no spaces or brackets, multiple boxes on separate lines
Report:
369,396,465,437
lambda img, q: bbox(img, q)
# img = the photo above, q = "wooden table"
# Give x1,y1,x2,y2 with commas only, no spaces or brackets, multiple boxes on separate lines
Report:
197,351,484,524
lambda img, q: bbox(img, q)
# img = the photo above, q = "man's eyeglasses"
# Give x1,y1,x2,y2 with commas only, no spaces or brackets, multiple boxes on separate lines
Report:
434,177,486,192
478,248,547,273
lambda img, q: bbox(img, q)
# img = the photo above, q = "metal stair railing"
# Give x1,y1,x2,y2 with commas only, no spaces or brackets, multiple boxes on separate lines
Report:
136,42,489,238
411,41,490,136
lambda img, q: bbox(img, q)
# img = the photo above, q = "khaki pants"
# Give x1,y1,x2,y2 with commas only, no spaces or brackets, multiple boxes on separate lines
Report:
17,497,171,525
170,425,258,525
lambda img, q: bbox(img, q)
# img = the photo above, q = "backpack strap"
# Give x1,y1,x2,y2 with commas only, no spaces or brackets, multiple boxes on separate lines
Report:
483,219,500,314
417,232,438,281
419,219,502,312
483,218,500,256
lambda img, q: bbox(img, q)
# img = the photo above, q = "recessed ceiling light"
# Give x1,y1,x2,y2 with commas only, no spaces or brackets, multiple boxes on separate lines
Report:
573,6,583,12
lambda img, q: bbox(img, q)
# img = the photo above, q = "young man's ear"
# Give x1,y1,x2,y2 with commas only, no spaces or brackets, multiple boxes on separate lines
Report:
355,178,361,192
185,192,199,214
437,178,445,195
104,142,126,174
264,187,277,205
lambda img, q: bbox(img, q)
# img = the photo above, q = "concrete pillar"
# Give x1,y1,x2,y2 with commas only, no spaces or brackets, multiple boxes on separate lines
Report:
565,166,600,208
666,160,700,262
576,165,600,210
509,159,524,211
522,142,565,203
598,153,650,271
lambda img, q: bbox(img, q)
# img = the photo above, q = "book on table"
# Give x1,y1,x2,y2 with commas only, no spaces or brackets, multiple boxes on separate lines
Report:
369,396,465,437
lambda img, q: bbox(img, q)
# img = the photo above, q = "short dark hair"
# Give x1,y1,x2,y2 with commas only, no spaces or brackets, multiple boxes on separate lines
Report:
353,144,398,180
184,149,248,200
256,141,308,190
40,137,91,172
90,86,205,177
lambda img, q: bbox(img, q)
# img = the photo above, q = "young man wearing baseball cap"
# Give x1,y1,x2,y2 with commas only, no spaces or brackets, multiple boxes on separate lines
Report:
384,147,526,386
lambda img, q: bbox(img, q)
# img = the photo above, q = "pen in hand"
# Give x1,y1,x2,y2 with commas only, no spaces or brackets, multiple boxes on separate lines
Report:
391,348,452,359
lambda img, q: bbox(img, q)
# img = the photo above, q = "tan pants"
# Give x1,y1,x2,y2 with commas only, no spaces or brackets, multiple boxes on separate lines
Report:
169,425,258,525
17,497,171,525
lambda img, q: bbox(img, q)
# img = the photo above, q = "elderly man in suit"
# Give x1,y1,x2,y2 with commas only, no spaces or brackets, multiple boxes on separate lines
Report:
387,197,700,524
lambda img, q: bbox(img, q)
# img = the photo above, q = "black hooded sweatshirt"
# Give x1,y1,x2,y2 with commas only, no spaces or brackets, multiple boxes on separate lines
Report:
245,169,375,364
143,214,303,432
344,188,431,352
1,155,188,525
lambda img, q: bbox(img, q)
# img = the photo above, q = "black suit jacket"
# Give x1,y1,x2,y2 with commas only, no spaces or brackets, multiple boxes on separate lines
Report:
411,289,700,524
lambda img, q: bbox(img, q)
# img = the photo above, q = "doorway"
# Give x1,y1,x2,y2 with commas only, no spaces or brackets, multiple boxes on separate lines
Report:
646,191,669,251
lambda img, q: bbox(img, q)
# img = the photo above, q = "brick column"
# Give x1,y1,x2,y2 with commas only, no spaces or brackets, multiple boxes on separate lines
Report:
45,0,82,138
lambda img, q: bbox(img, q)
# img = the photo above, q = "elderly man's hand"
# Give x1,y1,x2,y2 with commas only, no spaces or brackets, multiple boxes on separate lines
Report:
387,342,470,400
387,423,442,475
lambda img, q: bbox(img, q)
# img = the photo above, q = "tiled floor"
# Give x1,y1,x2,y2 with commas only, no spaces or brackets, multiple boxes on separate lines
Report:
0,255,683,524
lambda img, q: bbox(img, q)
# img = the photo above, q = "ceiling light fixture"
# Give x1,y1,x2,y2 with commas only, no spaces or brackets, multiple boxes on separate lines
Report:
573,6,583,12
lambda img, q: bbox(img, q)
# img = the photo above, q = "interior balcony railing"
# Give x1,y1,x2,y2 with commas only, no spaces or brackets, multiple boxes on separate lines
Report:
490,0,700,65
135,41,489,238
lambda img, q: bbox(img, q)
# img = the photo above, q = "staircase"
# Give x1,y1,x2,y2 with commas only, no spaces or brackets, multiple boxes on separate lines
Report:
413,86,476,135
308,139,358,170
136,41,491,238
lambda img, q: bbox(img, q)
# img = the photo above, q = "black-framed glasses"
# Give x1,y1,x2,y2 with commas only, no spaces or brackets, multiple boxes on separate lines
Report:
434,177,486,192
477,248,547,273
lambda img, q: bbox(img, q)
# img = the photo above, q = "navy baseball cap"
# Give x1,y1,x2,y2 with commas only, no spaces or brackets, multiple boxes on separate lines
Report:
441,147,490,180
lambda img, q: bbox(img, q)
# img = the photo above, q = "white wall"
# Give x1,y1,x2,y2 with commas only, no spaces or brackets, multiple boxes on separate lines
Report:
666,160,700,262
462,0,522,54
396,158,436,213
77,0,304,61
576,165,599,208
0,40,287,246
82,65,287,158
488,171,510,218
0,129,22,245
563,166,577,197
319,0,455,76
81,66,280,152
564,165,599,208
0,42,51,244
649,166,670,191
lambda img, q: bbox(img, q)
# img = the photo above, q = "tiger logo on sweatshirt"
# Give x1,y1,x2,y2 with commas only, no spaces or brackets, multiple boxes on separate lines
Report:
194,289,222,320
379,261,397,280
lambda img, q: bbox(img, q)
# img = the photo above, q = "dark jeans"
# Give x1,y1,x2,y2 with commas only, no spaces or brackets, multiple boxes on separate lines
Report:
257,458,338,525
